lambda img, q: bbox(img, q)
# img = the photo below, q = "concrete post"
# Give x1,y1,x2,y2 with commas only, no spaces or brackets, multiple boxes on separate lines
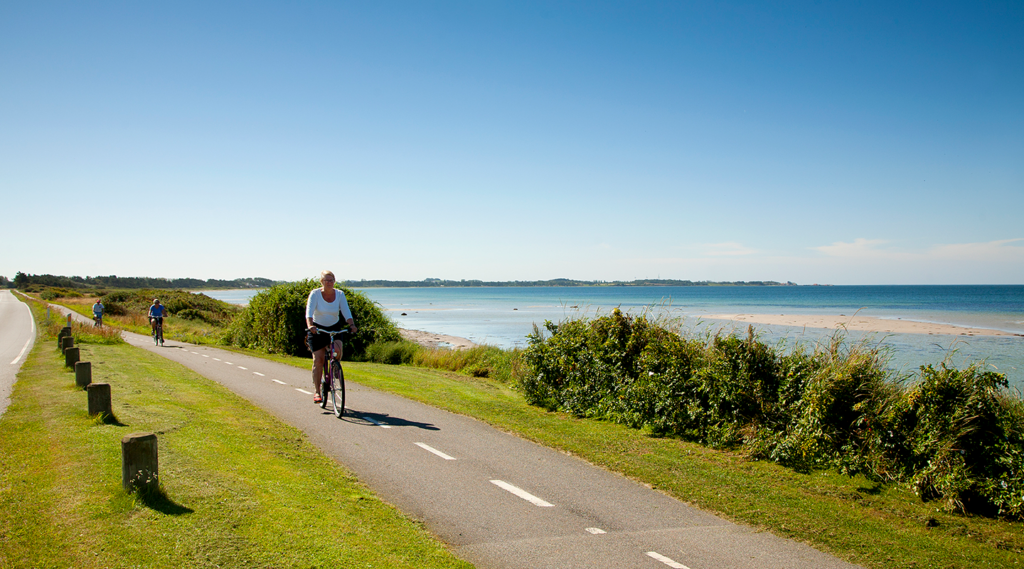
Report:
61,336,74,353
87,383,112,417
122,433,159,493
64,346,80,368
75,361,92,388
57,327,72,349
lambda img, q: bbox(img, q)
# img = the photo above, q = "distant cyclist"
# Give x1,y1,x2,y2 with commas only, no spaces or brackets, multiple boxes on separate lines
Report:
306,271,357,404
92,298,104,327
148,299,166,336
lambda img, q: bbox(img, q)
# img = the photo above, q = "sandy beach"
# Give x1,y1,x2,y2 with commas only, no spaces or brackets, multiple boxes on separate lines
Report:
703,314,1023,337
400,328,477,350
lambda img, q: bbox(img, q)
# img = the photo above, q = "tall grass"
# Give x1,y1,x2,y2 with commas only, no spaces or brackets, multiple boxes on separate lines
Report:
362,340,526,383
42,309,124,345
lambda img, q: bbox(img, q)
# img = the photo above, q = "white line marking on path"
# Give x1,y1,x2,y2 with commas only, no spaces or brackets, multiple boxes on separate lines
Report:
253,372,264,377
202,354,209,357
224,362,233,365
362,416,392,429
237,366,247,370
190,351,199,354
272,379,287,385
11,338,32,365
10,300,35,365
646,552,689,569
585,527,606,535
415,443,456,460
212,358,221,361
490,480,554,507
296,388,313,395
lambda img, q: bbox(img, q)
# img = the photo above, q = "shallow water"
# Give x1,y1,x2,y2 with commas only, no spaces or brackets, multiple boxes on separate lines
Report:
205,285,1024,390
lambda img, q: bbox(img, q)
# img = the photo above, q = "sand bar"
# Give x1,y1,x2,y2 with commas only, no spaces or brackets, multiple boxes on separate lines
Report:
400,328,477,350
703,314,1023,337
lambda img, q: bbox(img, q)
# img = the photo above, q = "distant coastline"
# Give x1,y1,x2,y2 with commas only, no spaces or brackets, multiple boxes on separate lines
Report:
339,278,798,288
3,273,800,290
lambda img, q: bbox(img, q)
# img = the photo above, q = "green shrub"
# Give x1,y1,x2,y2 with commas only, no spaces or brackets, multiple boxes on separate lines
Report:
226,279,401,359
100,289,238,322
40,287,83,300
521,310,1024,519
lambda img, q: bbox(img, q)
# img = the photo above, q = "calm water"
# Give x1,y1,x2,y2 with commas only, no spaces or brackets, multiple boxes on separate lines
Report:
205,286,1024,389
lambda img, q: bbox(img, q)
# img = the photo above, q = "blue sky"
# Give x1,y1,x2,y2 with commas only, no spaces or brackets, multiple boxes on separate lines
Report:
2,1,1021,285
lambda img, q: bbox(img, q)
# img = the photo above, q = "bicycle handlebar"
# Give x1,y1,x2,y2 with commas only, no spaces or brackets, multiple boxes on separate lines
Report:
311,327,351,339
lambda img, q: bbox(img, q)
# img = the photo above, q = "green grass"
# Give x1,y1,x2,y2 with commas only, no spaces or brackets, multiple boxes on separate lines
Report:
0,297,472,569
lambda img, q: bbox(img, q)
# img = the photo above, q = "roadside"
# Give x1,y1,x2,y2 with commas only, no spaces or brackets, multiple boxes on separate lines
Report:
0,295,472,569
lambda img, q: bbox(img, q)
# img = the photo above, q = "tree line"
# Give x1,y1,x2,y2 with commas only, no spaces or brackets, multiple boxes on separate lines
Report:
5,272,277,290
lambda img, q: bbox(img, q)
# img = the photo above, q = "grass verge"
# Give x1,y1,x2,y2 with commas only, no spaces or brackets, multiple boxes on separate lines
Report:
0,296,472,569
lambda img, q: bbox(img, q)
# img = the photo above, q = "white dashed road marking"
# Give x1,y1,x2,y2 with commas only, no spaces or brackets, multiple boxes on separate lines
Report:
415,443,456,460
585,527,606,535
362,416,392,429
646,552,689,569
253,372,264,377
224,361,233,365
237,366,247,370
296,389,313,395
490,480,554,507
272,379,287,385
212,358,221,361
202,354,209,358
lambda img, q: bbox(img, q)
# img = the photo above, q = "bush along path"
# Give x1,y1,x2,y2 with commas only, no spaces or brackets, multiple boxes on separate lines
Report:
521,309,1024,520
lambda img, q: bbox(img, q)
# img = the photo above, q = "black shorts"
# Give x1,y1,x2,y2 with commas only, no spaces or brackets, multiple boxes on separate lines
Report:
307,321,343,353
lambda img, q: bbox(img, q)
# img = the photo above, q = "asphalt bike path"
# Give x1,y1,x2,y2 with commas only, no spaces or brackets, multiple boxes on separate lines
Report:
56,305,861,569
0,291,36,417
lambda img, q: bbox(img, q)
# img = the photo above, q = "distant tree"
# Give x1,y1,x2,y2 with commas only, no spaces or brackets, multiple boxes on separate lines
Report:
13,272,29,289
0,276,9,288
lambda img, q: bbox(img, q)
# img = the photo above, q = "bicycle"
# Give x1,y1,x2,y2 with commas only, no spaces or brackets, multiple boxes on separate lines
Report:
150,317,164,346
311,327,348,418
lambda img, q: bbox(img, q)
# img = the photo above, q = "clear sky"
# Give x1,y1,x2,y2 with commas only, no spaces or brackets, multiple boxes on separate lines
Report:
2,1,1022,285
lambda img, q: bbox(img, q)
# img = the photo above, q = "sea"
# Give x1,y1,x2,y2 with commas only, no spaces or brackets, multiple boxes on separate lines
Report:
204,285,1024,390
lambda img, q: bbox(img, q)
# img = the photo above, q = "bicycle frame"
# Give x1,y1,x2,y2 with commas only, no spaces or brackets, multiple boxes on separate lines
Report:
312,327,348,417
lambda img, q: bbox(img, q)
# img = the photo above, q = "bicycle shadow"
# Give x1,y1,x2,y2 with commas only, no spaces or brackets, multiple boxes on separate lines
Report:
341,410,440,431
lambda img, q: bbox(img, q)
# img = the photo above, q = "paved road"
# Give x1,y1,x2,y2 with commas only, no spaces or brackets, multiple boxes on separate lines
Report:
0,291,36,417
56,304,861,569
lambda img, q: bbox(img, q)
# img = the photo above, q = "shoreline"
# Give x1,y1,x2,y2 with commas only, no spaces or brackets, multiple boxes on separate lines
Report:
399,328,477,350
702,314,1024,337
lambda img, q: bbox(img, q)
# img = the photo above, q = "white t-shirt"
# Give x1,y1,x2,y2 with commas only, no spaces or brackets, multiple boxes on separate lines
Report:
305,289,353,327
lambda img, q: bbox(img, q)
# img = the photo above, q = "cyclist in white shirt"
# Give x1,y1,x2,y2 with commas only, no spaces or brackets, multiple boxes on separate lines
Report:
305,270,357,403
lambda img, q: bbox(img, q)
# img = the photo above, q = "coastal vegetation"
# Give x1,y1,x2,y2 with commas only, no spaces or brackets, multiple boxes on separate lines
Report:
520,309,1024,520
225,278,402,359
52,289,242,345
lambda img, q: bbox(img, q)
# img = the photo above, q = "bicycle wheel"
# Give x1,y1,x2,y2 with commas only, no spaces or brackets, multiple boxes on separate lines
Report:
331,360,345,418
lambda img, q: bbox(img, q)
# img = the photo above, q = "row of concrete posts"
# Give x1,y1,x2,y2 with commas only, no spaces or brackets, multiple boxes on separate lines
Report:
57,321,159,495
